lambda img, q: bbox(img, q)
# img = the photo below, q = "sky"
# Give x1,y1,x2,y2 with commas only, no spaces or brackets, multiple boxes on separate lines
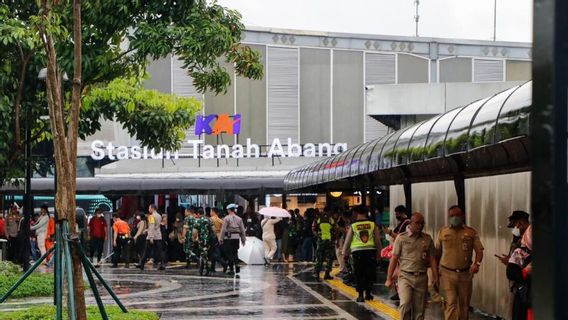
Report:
217,0,533,43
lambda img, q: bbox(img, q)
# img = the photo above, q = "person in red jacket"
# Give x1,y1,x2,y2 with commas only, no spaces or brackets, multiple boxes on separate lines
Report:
88,208,107,266
0,213,6,239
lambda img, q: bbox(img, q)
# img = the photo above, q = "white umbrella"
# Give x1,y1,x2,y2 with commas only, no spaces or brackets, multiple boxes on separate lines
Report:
259,207,291,218
238,236,265,265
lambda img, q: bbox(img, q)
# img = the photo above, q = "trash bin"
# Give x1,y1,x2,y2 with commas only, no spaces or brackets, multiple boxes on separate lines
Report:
0,238,7,261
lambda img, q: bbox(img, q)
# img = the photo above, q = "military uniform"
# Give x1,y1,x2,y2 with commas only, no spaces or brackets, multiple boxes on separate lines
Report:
436,225,484,320
314,216,335,278
194,216,212,275
183,215,197,262
393,231,435,320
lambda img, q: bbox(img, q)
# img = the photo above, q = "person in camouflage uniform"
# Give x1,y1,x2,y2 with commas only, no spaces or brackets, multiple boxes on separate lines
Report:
182,207,198,268
194,214,212,276
312,207,336,280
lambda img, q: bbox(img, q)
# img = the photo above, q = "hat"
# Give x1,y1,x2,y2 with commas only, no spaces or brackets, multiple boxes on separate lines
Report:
226,203,237,210
507,210,529,228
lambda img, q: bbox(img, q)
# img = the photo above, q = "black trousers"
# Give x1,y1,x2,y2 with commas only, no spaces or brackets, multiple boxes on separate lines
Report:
209,242,227,271
90,237,105,261
140,239,166,267
222,239,240,271
352,250,377,293
134,235,147,262
7,236,18,263
112,236,131,266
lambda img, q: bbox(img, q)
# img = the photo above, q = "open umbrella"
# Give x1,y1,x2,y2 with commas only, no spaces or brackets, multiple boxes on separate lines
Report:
238,236,265,265
259,207,291,218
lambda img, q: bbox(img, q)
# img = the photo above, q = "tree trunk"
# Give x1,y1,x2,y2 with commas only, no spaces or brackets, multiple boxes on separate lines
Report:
40,0,86,318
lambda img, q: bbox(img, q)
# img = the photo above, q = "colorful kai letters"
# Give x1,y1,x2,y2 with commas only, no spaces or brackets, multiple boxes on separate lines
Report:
195,113,241,135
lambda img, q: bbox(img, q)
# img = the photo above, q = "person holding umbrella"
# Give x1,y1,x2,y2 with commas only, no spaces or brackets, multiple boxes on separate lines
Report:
261,216,282,265
219,204,246,275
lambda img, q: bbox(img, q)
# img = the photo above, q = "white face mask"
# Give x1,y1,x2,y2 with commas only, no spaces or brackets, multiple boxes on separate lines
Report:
512,227,521,237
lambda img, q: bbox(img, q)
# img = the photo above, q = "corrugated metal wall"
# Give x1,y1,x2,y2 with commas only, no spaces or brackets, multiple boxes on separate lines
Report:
389,171,531,319
474,59,505,82
267,46,300,143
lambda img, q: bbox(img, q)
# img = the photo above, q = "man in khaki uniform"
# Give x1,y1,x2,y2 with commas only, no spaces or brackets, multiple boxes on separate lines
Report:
436,205,484,320
386,212,438,320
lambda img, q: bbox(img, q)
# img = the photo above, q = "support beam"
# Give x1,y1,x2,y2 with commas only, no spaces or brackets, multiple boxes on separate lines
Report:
532,0,568,318
403,182,412,214
453,174,466,213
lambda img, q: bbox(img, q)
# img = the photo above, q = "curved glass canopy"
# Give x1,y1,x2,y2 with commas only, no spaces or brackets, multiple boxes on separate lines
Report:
284,81,532,191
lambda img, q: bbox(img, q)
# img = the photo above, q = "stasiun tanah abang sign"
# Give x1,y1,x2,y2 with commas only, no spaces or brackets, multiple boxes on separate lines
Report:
90,113,347,160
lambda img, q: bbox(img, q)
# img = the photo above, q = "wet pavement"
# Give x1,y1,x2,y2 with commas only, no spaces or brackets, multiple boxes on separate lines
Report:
0,262,495,320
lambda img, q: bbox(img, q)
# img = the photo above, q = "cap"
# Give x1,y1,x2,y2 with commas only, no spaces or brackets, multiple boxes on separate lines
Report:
226,203,237,210
507,210,529,228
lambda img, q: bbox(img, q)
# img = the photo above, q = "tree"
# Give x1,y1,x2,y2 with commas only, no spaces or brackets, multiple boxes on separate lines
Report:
1,1,263,318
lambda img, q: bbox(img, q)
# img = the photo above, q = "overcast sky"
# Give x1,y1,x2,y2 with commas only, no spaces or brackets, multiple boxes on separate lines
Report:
217,0,533,43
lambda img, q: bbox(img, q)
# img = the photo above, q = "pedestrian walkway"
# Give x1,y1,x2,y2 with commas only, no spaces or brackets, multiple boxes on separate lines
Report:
0,262,496,319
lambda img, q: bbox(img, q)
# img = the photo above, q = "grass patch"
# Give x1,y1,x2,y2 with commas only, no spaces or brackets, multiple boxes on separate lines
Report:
0,305,159,320
0,274,54,299
0,261,54,299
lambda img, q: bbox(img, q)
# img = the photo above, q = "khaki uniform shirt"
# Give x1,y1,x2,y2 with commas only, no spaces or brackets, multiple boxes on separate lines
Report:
393,231,435,273
436,225,484,270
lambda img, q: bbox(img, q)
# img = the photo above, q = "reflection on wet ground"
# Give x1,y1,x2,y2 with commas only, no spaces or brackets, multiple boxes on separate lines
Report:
0,263,494,319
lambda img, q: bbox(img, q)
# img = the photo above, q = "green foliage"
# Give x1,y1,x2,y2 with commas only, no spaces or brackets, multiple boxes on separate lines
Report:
0,0,263,185
82,78,202,151
0,305,159,320
0,274,54,299
0,261,21,276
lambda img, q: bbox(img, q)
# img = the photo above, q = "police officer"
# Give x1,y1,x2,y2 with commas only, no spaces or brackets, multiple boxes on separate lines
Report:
386,212,438,320
219,204,246,275
342,205,382,302
436,205,484,320
313,207,335,280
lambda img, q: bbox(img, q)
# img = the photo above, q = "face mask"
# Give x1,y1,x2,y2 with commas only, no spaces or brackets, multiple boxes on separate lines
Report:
449,216,463,228
512,227,521,237
385,233,394,243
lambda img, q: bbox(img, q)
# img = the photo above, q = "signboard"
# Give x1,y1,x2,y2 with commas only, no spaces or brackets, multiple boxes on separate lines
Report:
195,113,241,135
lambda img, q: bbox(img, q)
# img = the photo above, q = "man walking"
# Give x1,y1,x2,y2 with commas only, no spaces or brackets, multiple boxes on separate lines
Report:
137,204,166,270
313,208,335,280
111,213,131,268
342,205,382,302
436,205,484,320
88,208,107,266
219,204,246,275
386,212,438,320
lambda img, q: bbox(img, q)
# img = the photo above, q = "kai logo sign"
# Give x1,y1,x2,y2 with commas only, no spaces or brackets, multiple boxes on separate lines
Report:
195,113,241,135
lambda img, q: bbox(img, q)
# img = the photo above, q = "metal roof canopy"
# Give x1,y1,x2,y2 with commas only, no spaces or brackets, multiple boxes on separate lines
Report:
1,176,284,196
284,81,531,192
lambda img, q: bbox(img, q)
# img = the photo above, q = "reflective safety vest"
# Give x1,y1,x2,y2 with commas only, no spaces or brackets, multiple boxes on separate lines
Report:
317,217,334,241
350,220,376,252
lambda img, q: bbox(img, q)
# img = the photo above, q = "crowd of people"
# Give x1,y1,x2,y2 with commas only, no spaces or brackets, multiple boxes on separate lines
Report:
0,201,532,320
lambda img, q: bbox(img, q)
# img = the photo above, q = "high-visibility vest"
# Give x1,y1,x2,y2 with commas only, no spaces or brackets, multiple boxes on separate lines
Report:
317,217,334,241
350,220,376,252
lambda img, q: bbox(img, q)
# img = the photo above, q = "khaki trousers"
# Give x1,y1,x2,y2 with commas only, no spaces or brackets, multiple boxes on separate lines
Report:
440,268,473,320
398,271,428,320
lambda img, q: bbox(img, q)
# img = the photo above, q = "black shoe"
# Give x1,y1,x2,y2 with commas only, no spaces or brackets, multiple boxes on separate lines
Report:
110,264,118,268
235,266,240,273
313,271,320,280
227,270,235,276
223,265,228,273
158,265,165,271
323,271,333,280
390,293,399,301
356,295,365,303
365,292,374,300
